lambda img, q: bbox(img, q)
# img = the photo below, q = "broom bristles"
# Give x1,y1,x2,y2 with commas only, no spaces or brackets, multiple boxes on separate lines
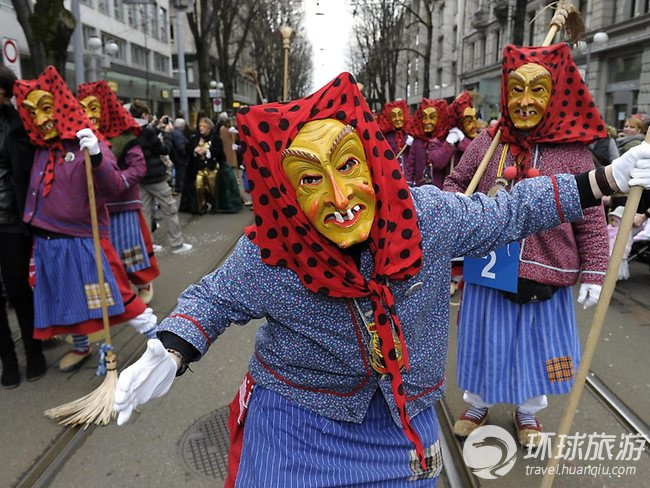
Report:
44,370,117,427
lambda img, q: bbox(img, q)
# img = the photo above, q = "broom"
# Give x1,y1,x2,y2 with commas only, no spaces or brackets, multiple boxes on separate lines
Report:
540,131,650,487
44,147,118,426
464,0,585,196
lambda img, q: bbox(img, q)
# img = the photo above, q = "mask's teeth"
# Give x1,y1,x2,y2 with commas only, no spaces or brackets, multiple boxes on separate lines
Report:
346,209,354,220
334,211,344,223
353,205,361,212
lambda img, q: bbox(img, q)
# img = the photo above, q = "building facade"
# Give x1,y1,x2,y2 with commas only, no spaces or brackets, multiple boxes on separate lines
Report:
395,0,650,128
0,0,177,114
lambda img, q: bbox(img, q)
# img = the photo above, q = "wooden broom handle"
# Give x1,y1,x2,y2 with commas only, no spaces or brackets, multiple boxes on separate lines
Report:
540,131,650,488
83,148,112,347
464,3,567,196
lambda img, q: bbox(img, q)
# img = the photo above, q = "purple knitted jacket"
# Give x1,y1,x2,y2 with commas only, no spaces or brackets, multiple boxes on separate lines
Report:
444,131,608,286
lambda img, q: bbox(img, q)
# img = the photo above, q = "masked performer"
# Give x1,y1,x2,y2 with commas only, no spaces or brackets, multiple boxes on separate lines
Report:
78,80,160,304
14,67,156,372
112,72,649,486
444,44,610,447
404,99,457,188
378,100,412,171
448,91,479,163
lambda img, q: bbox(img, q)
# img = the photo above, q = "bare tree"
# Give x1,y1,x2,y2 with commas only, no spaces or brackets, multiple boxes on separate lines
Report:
11,0,75,77
211,0,259,111
400,0,437,98
248,2,312,103
511,0,528,46
187,0,219,114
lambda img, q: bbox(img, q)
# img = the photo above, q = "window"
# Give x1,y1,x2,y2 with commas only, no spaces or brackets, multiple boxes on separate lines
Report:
407,83,411,98
494,30,501,63
467,42,475,70
436,68,442,86
153,53,169,74
159,7,168,42
187,64,195,84
131,44,148,67
101,33,126,61
437,35,444,60
114,0,123,21
451,61,457,80
607,53,642,83
151,4,159,39
414,81,419,95
452,26,457,52
480,37,486,67
127,5,137,28
98,0,109,14
83,25,97,49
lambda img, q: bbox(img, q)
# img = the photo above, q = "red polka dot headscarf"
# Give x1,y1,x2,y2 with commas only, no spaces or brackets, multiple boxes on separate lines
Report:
407,98,451,141
378,100,411,149
237,72,428,469
78,80,140,139
490,43,607,178
14,66,101,197
449,91,474,129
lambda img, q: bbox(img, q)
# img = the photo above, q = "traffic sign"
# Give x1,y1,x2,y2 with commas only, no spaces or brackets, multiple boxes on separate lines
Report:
2,38,21,80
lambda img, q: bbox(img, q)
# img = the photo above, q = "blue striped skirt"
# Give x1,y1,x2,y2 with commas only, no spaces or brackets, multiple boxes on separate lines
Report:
234,387,441,487
457,283,581,405
109,210,150,273
33,236,125,330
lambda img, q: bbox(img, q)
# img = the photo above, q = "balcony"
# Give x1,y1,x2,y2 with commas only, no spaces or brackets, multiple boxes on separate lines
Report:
494,0,510,24
471,7,490,31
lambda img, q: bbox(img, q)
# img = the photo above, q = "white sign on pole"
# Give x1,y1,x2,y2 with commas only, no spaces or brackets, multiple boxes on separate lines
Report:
2,38,22,80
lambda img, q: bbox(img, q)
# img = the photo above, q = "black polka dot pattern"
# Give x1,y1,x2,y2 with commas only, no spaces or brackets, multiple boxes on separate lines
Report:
491,44,607,178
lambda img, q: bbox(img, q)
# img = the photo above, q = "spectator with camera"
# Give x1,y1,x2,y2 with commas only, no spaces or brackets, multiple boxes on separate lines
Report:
129,101,191,254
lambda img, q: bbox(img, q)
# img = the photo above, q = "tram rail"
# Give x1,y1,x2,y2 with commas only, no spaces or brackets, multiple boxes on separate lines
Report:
12,263,650,487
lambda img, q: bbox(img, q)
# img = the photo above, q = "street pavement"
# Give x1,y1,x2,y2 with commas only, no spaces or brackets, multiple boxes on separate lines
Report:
2,208,650,487
1,209,254,487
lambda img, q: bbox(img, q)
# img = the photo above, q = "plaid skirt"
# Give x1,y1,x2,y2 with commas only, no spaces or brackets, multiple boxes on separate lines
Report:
109,209,151,273
32,236,125,332
457,283,581,405
231,386,441,487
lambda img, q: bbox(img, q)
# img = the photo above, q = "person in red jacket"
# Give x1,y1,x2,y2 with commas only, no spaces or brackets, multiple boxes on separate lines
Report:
444,43,610,447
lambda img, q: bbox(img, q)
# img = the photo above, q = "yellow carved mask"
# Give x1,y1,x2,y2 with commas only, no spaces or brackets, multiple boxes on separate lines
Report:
389,107,405,129
461,106,478,139
421,107,438,133
282,119,376,249
22,90,58,140
507,63,552,130
79,95,102,130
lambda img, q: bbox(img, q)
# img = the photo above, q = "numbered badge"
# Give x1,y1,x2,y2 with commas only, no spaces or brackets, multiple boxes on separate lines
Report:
464,242,520,293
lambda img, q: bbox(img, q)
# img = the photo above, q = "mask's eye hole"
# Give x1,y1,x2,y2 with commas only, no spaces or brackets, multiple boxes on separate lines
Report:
300,174,322,186
512,85,524,93
338,158,359,173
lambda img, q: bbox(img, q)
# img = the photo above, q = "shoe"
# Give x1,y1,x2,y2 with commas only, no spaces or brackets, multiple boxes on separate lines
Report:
243,200,253,206
26,353,47,381
453,406,489,437
152,244,164,253
1,359,20,389
513,410,543,448
138,283,154,304
59,348,92,372
172,243,193,254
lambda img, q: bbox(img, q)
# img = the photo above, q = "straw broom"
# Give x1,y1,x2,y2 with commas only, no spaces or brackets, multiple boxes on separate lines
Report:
464,0,585,196
44,148,118,427
540,130,650,487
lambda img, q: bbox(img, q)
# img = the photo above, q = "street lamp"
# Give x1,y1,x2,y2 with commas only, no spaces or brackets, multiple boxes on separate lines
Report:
433,83,448,98
577,31,609,86
87,37,119,81
210,80,224,113
279,24,293,101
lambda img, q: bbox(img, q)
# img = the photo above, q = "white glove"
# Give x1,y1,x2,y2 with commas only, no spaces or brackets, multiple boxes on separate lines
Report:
232,143,240,152
445,127,465,145
76,128,101,156
611,142,650,192
405,135,414,146
127,307,157,337
113,339,177,425
229,126,238,135
577,283,602,309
